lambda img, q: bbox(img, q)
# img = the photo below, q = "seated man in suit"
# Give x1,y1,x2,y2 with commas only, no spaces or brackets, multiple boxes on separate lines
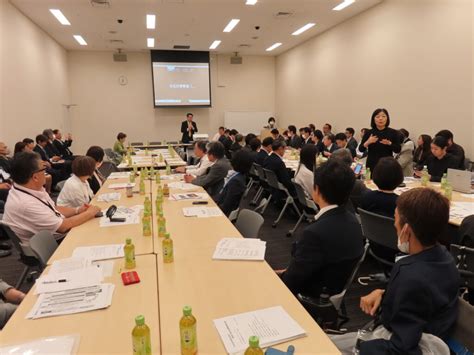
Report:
322,133,339,158
255,137,273,166
247,138,261,162
184,142,230,200
288,125,302,149
33,134,67,186
216,150,254,216
263,139,295,196
345,127,359,153
331,188,460,355
52,129,74,159
277,160,364,298
435,129,465,169
300,127,313,146
335,132,356,158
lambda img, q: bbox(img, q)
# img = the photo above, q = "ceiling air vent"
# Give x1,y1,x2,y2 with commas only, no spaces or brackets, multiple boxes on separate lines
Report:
274,11,294,19
238,44,251,48
173,45,190,49
90,0,110,8
109,39,124,44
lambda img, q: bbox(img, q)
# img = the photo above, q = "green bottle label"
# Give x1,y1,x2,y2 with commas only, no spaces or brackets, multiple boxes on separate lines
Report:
133,335,151,355
180,325,197,351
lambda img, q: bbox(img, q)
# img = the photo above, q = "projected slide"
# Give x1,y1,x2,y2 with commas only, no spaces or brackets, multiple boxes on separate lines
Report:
153,62,211,107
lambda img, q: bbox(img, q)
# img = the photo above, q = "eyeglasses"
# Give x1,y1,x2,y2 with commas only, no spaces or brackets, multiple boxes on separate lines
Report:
32,167,47,176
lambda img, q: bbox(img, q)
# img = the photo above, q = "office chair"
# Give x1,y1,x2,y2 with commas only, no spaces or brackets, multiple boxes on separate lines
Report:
234,209,265,239
29,231,58,268
287,181,318,237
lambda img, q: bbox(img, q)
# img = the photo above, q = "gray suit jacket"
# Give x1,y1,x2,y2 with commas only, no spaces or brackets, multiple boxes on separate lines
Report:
192,158,231,200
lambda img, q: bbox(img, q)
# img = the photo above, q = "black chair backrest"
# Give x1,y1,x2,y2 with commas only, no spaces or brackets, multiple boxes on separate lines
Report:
98,161,119,178
263,168,283,191
254,163,266,182
1,223,23,255
450,244,474,288
292,180,310,207
358,208,398,250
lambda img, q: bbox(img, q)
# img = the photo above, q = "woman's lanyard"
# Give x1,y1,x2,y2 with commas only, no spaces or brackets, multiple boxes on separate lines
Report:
15,186,62,217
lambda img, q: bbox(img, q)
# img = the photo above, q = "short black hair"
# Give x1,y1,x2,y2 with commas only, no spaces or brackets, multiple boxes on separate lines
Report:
399,129,409,139
22,138,34,144
207,141,225,159
219,126,225,131
224,129,230,134
86,145,105,163
249,138,261,151
335,133,347,142
370,108,390,129
313,129,323,140
268,117,275,123
231,150,254,174
324,134,335,143
324,123,332,130
432,135,448,149
230,129,239,136
262,137,274,147
302,127,311,134
117,132,126,140
300,144,318,172
314,160,355,205
288,125,297,134
11,152,42,184
309,124,316,131
245,134,257,146
271,139,286,151
345,127,355,135
14,142,27,155
435,130,454,141
270,128,279,135
186,113,194,117
372,157,404,191
53,129,60,135
235,134,244,143
194,141,207,153
35,134,48,144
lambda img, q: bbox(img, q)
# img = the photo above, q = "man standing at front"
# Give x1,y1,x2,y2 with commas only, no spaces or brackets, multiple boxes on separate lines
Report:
181,113,198,143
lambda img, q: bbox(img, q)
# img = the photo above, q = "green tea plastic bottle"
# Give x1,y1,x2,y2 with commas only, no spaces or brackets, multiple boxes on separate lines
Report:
144,196,152,215
421,166,429,187
158,216,167,238
124,238,136,269
244,336,264,355
444,182,453,200
180,306,197,355
139,178,146,195
441,173,448,190
155,171,161,184
142,213,152,237
166,164,171,175
132,315,151,355
365,167,371,181
130,171,136,183
162,233,174,263
163,183,170,198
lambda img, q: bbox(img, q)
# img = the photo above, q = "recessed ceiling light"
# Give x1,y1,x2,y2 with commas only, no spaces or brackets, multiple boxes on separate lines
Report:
147,38,155,48
49,9,70,26
246,0,258,5
266,42,282,52
292,23,316,36
146,14,156,29
223,19,240,33
209,40,221,50
73,35,87,46
333,0,355,11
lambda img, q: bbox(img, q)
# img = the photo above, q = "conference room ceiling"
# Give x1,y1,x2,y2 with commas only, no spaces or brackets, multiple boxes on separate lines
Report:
11,0,383,55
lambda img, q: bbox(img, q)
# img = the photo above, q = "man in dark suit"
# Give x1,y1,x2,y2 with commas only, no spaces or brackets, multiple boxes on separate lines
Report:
180,113,198,143
322,133,339,157
216,150,254,216
52,129,73,158
300,127,313,146
255,137,273,166
277,160,364,298
345,127,358,154
263,139,295,196
33,134,67,186
287,125,302,149
42,129,62,160
185,141,230,200
435,129,465,169
335,133,356,158
332,188,460,354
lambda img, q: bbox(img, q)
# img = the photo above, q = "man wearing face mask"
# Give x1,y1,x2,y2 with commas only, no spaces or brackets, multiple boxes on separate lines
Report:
331,188,460,355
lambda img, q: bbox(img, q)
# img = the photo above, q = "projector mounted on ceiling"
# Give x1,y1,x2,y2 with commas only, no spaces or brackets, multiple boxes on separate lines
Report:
113,49,127,62
230,52,242,65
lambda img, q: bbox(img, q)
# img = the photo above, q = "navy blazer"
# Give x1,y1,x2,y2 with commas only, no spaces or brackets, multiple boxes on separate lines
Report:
53,139,73,157
180,120,198,143
263,153,294,194
280,206,364,297
33,145,49,161
216,173,246,216
361,245,460,355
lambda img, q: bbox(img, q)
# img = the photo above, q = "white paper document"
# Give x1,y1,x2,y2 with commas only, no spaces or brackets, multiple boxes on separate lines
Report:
72,244,124,261
168,182,198,190
34,267,103,295
27,284,115,319
107,172,131,179
92,260,115,277
108,182,135,189
0,335,80,355
450,201,474,220
213,238,266,261
160,173,184,180
99,205,142,227
460,193,474,199
96,192,121,202
49,257,114,278
183,206,223,218
170,193,208,201
213,306,306,354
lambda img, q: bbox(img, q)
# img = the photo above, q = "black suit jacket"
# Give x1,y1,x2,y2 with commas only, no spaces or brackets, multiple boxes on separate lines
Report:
217,173,246,216
289,135,303,149
255,150,269,166
181,121,198,143
361,245,460,355
53,139,73,157
280,206,364,297
263,153,294,194
34,145,49,161
45,142,60,158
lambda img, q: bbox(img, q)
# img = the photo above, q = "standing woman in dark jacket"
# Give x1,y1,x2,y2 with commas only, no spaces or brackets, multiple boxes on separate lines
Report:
359,109,401,170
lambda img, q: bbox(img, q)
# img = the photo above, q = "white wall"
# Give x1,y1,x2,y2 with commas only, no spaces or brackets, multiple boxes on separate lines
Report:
0,0,69,151
67,52,275,154
276,0,473,157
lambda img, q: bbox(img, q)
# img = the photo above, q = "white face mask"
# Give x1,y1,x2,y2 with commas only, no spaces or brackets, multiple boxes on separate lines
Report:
397,224,410,254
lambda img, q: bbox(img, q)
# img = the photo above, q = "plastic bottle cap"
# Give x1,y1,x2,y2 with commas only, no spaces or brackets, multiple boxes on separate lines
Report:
164,233,170,239
183,306,192,316
135,315,145,326
249,336,259,348
126,238,132,244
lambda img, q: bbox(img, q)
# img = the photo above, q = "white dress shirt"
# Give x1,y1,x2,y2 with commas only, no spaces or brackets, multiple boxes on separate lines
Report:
57,174,94,208
186,154,214,177
294,164,314,198
314,204,338,221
